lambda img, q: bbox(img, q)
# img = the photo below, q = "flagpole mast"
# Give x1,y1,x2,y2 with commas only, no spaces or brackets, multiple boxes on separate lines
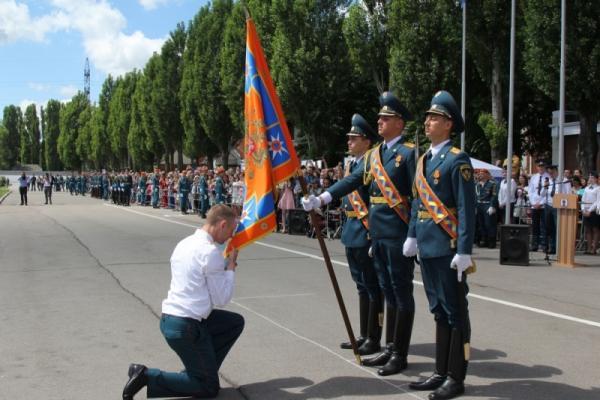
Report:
298,174,362,365
505,0,516,225
460,0,467,151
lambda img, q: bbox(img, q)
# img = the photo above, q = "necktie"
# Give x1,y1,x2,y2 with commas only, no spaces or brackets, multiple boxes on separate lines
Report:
551,179,556,197
537,175,542,196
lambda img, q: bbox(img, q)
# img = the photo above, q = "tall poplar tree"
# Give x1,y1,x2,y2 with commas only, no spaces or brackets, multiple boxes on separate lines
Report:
43,100,62,171
24,104,40,165
2,105,22,168
58,92,89,170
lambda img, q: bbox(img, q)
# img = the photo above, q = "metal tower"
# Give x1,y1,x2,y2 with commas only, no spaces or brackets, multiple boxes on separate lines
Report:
84,57,91,100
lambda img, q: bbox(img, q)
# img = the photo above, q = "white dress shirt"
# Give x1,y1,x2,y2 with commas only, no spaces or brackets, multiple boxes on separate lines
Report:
581,185,599,213
162,229,235,321
498,178,517,207
528,172,550,207
427,139,451,158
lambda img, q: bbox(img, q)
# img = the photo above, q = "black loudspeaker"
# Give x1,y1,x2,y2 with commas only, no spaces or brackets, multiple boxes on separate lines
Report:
288,209,308,235
499,224,530,266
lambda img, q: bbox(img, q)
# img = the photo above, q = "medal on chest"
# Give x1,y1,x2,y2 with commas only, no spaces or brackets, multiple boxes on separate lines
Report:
433,169,441,185
395,155,402,167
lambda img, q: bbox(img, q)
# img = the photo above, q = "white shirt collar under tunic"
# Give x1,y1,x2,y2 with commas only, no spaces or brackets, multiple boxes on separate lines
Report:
428,139,451,158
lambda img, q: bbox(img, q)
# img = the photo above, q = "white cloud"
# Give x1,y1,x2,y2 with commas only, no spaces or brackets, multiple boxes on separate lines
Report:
28,82,52,92
1,0,166,76
59,84,79,97
138,0,173,11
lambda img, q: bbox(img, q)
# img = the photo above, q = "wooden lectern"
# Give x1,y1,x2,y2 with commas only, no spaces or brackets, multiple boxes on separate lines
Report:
552,193,578,267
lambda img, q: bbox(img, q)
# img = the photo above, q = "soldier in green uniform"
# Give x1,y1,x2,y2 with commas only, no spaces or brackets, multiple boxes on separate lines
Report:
475,170,498,248
404,91,476,400
214,168,226,205
303,91,416,376
179,171,191,214
151,168,160,208
337,114,383,356
199,166,209,218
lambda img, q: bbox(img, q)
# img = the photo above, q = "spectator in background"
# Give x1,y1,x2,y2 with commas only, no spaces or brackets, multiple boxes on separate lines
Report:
43,173,53,205
514,174,529,225
581,172,599,255
277,178,296,233
498,167,517,224
17,172,29,206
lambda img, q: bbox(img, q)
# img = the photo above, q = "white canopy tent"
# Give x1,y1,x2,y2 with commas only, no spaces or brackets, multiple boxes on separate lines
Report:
470,158,503,178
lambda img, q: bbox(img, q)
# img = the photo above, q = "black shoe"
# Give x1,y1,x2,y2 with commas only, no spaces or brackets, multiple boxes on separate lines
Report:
409,373,447,391
123,364,147,400
340,336,366,349
357,338,381,355
377,352,407,376
428,376,464,400
361,345,392,367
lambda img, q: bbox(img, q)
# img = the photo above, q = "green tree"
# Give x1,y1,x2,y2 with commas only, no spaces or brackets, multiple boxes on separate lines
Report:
43,100,62,171
268,0,354,159
128,76,154,170
107,72,138,168
24,104,41,165
180,7,219,166
387,0,462,148
343,0,390,93
154,23,187,169
2,105,22,168
76,104,93,168
523,0,600,173
58,92,89,170
91,75,114,169
0,124,10,169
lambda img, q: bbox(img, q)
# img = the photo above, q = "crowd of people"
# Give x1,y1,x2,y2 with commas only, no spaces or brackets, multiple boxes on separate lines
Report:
13,155,600,255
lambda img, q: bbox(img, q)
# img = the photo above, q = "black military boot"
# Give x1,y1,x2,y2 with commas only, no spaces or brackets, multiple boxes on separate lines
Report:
358,297,383,355
362,305,395,367
340,295,369,349
378,310,413,376
428,328,466,400
410,320,451,390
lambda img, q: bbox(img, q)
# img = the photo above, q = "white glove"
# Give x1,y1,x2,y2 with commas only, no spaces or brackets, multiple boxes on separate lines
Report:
402,237,418,257
301,195,321,211
487,207,496,215
450,254,473,282
368,246,373,258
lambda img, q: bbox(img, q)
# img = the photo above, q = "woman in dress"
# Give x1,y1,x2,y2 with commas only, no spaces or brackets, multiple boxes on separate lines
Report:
278,178,296,233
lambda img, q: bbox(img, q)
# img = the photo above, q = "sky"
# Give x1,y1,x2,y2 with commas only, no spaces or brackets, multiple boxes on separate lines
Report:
0,0,210,114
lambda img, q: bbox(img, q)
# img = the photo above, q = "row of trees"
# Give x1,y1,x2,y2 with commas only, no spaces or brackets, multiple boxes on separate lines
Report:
1,0,598,173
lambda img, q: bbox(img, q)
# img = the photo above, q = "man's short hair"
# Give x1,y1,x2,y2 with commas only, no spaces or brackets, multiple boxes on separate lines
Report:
206,204,238,225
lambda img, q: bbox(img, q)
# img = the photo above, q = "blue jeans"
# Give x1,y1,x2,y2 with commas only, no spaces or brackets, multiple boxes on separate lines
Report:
147,311,244,398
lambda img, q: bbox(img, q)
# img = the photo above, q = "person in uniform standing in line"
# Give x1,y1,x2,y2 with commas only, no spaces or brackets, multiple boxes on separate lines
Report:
179,170,191,215
121,205,244,400
475,170,498,248
303,91,416,376
151,168,160,208
403,90,476,400
337,113,384,356
17,172,30,205
199,166,209,218
214,167,226,205
541,165,571,254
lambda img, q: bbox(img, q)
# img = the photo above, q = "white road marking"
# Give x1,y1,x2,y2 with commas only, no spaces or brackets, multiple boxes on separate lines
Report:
105,203,600,328
231,300,424,399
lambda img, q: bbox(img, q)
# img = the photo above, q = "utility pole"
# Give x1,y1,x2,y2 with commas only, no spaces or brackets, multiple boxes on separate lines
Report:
84,57,91,101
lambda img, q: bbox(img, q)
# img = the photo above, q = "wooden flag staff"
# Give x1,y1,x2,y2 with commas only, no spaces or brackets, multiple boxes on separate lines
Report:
297,173,362,365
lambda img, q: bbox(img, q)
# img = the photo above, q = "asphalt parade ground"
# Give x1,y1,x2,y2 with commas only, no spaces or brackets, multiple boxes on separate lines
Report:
1,185,600,400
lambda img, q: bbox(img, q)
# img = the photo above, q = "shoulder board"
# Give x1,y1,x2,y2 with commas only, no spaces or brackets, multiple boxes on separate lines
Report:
450,147,460,154
403,142,415,149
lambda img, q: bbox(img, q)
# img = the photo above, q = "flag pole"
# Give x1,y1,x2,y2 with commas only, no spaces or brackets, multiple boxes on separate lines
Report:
460,0,467,151
298,174,362,365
